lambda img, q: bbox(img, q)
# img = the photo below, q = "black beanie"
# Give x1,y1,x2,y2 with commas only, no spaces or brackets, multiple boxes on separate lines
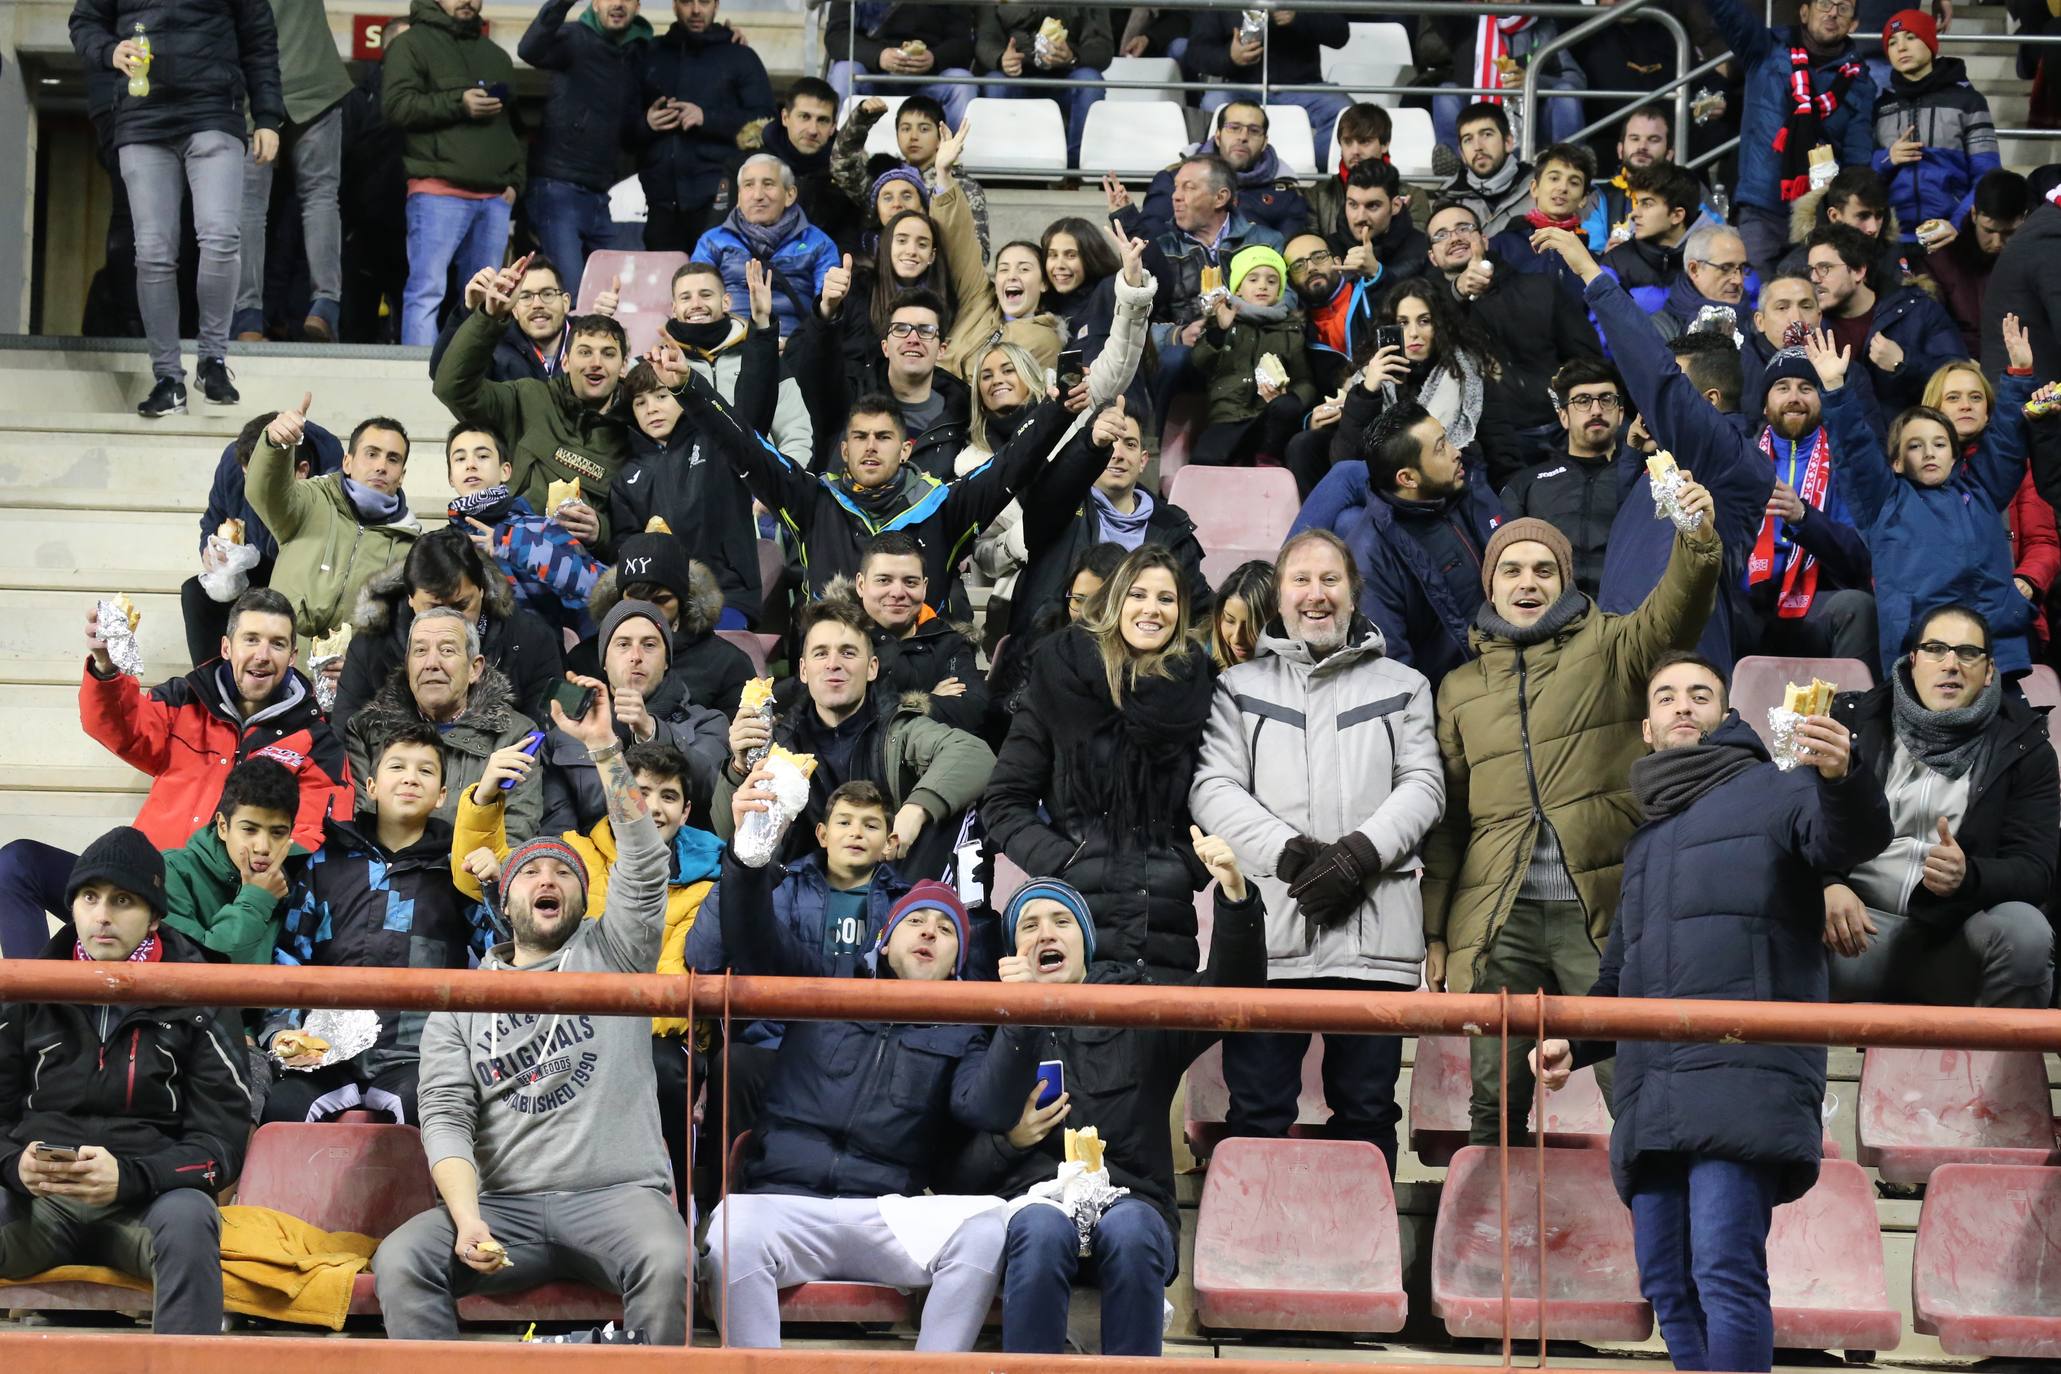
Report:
612,532,694,607
66,825,167,920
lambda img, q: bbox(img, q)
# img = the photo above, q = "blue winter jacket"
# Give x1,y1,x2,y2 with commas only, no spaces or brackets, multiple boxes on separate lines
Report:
691,216,840,341
1821,370,2040,677
200,421,342,565
1854,282,1970,423
1870,57,2002,240
1704,0,1879,216
1575,713,1893,1206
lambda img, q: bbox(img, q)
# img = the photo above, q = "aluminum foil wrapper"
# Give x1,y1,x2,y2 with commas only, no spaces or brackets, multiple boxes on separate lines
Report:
1033,35,1064,66
1766,707,1806,771
1688,304,1739,344
1026,1162,1132,1257
1238,9,1265,41
1648,467,1706,532
735,753,812,868
96,597,145,678
309,663,341,715
279,1008,382,1072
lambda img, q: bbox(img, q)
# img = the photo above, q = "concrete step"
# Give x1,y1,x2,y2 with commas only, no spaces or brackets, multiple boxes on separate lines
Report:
4,682,140,774
0,350,446,432
0,507,242,593
0,788,149,858
0,589,194,685
0,763,151,795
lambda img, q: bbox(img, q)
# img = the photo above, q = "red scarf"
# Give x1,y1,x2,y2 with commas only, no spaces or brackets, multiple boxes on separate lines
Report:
1524,209,1582,232
1474,17,1535,105
73,931,162,963
1749,425,1834,618
1773,36,1863,202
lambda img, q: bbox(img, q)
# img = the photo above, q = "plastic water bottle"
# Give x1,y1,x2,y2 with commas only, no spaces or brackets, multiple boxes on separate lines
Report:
127,22,151,99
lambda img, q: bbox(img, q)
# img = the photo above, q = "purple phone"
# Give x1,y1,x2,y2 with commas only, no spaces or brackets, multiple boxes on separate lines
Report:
499,731,545,790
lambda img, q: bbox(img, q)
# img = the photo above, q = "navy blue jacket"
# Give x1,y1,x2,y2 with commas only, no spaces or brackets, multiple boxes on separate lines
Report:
518,0,654,193
715,849,1039,1200
1853,283,1970,424
1704,0,1878,217
1290,458,1504,689
1585,273,1775,671
200,420,344,569
627,21,774,213
1576,715,1892,1205
427,307,566,386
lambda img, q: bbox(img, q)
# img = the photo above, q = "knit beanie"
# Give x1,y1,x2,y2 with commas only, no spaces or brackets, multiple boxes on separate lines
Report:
504,836,590,904
611,532,694,607
1003,879,1098,965
66,825,167,920
599,598,673,669
1884,9,1939,57
1480,517,1576,599
1228,244,1290,295
875,880,971,976
867,164,931,213
1761,346,1821,394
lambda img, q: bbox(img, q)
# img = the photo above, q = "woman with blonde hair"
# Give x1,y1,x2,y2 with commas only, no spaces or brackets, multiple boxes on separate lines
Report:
983,544,1217,975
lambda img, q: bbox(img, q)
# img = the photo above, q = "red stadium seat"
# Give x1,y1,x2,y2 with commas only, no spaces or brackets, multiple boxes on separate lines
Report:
1913,1163,2061,1358
237,1122,436,1238
1182,1037,1328,1158
716,629,770,676
1856,1047,2061,1185
1166,465,1300,588
2022,663,2061,710
1767,1159,1901,1352
991,852,1032,909
575,250,690,356
1430,1146,1652,1341
1193,1137,1407,1333
1407,1035,1612,1167
1729,656,1876,750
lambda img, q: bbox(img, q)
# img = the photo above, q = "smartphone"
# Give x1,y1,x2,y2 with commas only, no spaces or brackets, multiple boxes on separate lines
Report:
1056,348,1085,392
33,1144,82,1163
1374,325,1404,355
550,680,597,724
1034,1060,1065,1109
482,80,511,102
499,730,546,790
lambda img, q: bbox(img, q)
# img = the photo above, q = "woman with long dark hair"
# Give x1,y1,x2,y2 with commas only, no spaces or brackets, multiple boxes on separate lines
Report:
833,208,955,382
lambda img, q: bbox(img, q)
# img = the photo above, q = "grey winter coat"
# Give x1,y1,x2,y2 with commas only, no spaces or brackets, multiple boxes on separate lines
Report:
345,665,545,842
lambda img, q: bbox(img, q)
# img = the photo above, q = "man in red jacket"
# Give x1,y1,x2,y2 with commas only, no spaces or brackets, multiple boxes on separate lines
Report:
0,588,349,958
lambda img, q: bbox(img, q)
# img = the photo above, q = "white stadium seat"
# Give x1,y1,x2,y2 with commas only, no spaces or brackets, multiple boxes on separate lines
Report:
1102,56,1184,103
1322,22,1414,98
1082,102,1189,178
963,97,1068,173
1386,106,1437,180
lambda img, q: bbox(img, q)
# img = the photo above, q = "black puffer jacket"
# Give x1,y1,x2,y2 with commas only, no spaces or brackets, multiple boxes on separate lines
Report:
1,926,251,1203
517,0,653,193
580,557,756,720
1498,449,1634,601
628,20,774,214
69,0,284,151
1448,254,1605,441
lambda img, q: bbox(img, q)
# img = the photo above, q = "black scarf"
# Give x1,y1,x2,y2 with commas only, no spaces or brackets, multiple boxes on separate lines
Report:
448,483,520,525
1775,32,1864,202
1630,738,1764,819
1890,660,2000,780
1473,591,1586,647
665,316,738,356
1035,624,1216,851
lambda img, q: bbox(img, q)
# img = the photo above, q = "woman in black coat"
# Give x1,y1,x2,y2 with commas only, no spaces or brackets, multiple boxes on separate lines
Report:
981,545,1216,975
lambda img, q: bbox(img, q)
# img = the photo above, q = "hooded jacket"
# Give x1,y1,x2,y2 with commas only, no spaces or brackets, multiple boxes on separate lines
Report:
266,814,494,1077
538,669,729,835
1133,143,1312,243
518,0,654,193
1703,0,1878,216
1191,618,1444,985
344,666,546,842
80,659,351,852
434,307,638,548
733,115,860,253
1190,304,1317,425
380,0,524,193
583,558,756,720
860,602,990,738
242,439,424,639
161,820,304,966
1575,713,1893,1206
331,560,567,730
1870,57,2002,238
1420,529,1722,996
0,925,251,1205
67,0,284,152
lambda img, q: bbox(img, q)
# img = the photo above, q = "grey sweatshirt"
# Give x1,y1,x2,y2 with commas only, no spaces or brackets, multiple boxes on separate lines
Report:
416,804,671,1195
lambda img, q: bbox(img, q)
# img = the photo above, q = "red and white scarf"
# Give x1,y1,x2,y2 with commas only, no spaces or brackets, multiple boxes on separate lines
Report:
1474,16,1535,105
73,931,162,963
1749,425,1834,618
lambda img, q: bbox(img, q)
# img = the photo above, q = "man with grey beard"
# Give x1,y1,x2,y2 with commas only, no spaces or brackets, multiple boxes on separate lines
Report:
1190,528,1445,1174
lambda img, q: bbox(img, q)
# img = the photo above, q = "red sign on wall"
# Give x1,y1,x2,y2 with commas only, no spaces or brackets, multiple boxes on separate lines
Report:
353,14,489,60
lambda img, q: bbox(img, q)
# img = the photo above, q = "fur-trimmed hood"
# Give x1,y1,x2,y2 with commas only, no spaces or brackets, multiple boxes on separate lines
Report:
355,662,523,758
587,554,727,641
352,559,515,640
1788,184,1904,258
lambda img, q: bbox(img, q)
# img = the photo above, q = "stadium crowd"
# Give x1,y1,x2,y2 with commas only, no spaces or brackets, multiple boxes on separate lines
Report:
6,0,2061,1366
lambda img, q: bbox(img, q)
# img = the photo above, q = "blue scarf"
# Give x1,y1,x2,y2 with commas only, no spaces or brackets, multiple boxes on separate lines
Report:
1091,486,1155,550
342,475,406,525
672,826,725,885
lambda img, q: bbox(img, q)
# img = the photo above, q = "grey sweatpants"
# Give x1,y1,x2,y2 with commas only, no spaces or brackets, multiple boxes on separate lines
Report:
373,1183,690,1343
1830,902,2055,1009
0,1187,222,1334
117,129,244,379
237,103,344,314
702,1195,1008,1351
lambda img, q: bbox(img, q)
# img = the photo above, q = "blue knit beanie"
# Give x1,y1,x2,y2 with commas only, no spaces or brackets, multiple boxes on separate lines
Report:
1003,879,1098,964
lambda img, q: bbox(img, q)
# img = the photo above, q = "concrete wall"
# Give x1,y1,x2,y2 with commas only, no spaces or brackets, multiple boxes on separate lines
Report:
0,31,33,333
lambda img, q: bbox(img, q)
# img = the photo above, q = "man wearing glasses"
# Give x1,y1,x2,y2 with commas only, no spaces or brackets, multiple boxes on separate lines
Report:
1806,223,1968,422
1705,0,1880,280
429,258,579,385
1498,360,1633,600
1821,603,2056,1010
1658,226,1758,339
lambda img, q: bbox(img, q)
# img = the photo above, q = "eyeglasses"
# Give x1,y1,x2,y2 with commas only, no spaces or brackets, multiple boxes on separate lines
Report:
1428,224,1480,245
886,321,941,339
1288,250,1336,274
512,289,566,305
1914,641,1990,667
1809,0,1856,15
1565,392,1623,413
1693,259,1749,279
1806,260,1842,279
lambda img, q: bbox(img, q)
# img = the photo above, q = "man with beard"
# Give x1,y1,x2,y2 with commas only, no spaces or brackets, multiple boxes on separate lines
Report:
1583,106,1680,251
1600,163,1701,301
1922,169,2028,353
1806,223,1967,425
429,256,579,384
1533,651,1889,1374
1738,348,1877,662
1438,103,1533,239
436,252,637,550
1191,529,1441,1173
1499,360,1632,600
376,674,693,1343
1742,273,1826,414
1189,12,1353,168
629,0,775,251
518,0,655,287
1131,99,1310,241
1327,160,1428,291
730,77,857,253
1305,103,1396,245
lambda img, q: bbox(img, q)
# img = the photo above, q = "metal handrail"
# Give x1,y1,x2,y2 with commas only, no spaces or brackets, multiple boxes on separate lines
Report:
1520,0,1690,164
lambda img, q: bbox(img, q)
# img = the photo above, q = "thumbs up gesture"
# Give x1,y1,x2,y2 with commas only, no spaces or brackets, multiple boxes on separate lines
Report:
595,273,622,317
1091,394,1130,449
819,252,853,319
265,391,314,450
1921,816,1967,896
1002,34,1025,78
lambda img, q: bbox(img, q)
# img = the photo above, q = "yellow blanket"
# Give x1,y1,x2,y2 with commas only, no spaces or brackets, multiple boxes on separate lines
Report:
0,1204,377,1330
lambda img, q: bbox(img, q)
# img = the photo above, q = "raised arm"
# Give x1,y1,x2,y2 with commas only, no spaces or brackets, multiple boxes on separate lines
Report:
243,397,324,543
672,362,825,526
1602,508,1724,692
1809,329,1895,526
1964,326,2042,510
556,674,667,972
1702,0,1777,66
432,272,529,438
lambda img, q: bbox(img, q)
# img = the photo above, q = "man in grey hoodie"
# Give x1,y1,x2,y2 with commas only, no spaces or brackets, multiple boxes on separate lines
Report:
373,671,692,1342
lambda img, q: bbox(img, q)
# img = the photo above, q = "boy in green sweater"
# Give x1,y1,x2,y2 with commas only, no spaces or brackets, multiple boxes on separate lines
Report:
162,756,304,966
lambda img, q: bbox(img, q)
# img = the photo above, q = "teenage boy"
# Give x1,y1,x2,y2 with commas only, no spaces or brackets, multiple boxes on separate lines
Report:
844,532,989,735
262,725,493,1126
831,94,991,261
1871,8,2001,256
447,421,603,640
1306,103,1394,245
1603,163,1703,297
162,756,303,966
1489,143,1600,298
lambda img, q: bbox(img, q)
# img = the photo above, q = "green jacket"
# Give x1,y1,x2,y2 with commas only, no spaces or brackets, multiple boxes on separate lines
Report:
433,307,635,546
244,443,423,637
381,0,523,192
1189,310,1317,426
268,0,353,126
161,822,301,966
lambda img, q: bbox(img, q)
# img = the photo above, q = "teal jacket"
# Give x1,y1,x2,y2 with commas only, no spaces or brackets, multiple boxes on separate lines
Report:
161,821,303,965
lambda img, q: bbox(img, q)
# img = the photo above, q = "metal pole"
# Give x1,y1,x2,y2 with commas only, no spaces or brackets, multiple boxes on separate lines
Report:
1519,0,1692,164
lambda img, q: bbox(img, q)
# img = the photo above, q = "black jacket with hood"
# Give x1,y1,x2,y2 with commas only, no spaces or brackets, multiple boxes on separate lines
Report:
577,557,756,721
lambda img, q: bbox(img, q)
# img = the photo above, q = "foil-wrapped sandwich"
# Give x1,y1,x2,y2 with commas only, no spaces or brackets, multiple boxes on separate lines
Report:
1645,451,1704,532
1767,678,1836,772
96,594,145,677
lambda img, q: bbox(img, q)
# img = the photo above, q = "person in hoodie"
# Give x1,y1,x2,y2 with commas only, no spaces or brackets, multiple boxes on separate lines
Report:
1190,243,1315,468
1600,163,1703,301
1130,99,1311,242
442,424,603,644
161,756,304,968
1532,651,1891,1374
838,533,988,735
1806,223,1969,428
0,828,252,1335
262,725,495,1125
517,0,654,288
1871,8,2001,260
375,676,693,1343
332,524,568,730
1190,530,1442,1172
580,533,756,718
1437,103,1533,239
654,257,815,469
426,256,577,386
629,0,774,252
1188,12,1351,167
949,849,1264,1356
730,77,857,252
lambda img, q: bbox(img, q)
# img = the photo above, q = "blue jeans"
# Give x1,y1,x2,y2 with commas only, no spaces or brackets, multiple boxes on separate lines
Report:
0,839,75,958
1628,1154,1784,1373
1203,85,1356,168
526,178,643,299
826,61,974,127
401,191,511,346
983,69,1104,165
1002,1198,1173,1355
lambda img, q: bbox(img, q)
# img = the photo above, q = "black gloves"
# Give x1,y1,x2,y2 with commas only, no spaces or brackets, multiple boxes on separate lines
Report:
1287,832,1383,927
1276,835,1325,887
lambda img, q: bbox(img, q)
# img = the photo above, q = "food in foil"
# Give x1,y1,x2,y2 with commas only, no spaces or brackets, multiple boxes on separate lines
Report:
1767,679,1835,771
274,1008,382,1071
96,595,145,677
735,745,818,868
1645,451,1704,531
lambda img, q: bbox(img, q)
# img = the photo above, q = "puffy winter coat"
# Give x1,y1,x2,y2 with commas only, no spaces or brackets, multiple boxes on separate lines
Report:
1703,0,1878,216
380,0,523,192
518,0,653,194
629,19,774,213
67,0,283,150
690,216,840,342
1421,529,1722,996
243,440,423,639
1870,57,2001,238
1190,619,1443,985
1190,308,1317,425
343,667,545,842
